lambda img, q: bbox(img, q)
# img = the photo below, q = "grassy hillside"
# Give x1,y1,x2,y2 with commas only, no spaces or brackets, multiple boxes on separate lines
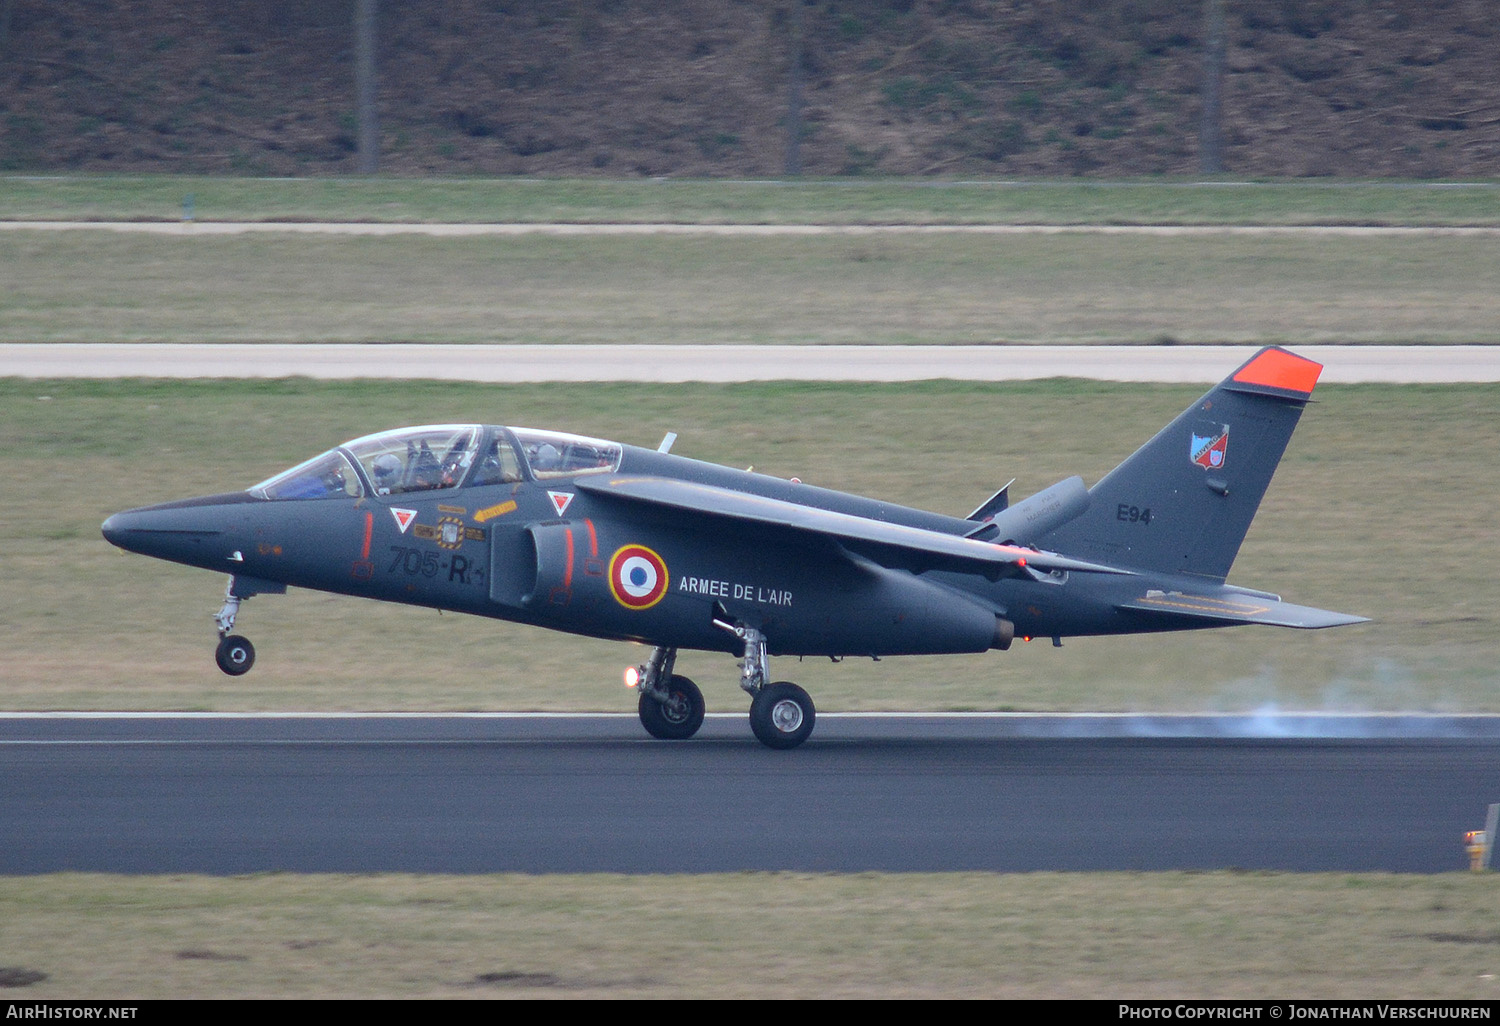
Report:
2,0,1497,178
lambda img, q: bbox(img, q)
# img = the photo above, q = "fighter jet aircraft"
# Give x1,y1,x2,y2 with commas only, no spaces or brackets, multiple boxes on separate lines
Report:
102,346,1364,749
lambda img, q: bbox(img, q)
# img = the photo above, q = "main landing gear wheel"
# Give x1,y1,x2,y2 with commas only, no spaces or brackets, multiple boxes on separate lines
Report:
749,681,816,750
639,674,706,740
215,635,255,676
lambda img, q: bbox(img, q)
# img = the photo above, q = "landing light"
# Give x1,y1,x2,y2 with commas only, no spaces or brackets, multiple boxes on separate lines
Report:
624,666,640,689
1466,830,1489,872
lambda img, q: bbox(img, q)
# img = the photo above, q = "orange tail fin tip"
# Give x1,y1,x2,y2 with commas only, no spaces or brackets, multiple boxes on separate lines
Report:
1232,347,1323,396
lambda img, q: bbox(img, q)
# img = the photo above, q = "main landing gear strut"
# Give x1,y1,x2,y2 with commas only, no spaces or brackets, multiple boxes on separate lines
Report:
632,623,816,750
633,645,705,741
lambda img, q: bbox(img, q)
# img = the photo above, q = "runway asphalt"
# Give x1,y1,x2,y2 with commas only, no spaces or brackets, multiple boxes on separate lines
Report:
2,715,1496,874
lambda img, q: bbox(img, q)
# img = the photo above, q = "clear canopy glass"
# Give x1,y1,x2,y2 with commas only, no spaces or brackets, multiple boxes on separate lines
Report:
249,424,622,499
253,449,362,501
510,428,621,480
344,425,480,496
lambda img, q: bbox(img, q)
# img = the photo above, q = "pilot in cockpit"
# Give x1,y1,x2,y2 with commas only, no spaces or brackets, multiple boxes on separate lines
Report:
528,442,561,472
371,453,402,495
409,441,443,490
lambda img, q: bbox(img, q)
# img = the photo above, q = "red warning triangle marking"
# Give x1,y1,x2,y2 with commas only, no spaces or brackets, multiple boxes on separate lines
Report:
548,491,574,516
390,508,417,533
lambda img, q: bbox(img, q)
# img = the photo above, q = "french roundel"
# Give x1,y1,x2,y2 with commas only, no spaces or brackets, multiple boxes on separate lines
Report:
608,544,669,610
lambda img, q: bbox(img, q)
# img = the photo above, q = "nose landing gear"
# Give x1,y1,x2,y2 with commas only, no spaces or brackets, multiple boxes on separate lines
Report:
211,576,283,677
215,634,255,676
213,582,254,676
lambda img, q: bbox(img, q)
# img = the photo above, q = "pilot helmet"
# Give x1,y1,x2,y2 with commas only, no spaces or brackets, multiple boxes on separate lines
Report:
531,442,560,471
371,453,402,492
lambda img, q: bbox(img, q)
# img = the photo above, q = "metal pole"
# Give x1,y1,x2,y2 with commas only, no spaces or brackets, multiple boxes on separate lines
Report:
355,0,379,174
784,1,803,177
1199,0,1225,174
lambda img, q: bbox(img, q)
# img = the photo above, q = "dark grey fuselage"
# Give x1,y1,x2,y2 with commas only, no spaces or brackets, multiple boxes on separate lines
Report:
103,444,1088,658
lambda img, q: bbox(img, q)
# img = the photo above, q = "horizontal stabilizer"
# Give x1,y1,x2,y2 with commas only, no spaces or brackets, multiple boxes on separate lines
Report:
578,475,1131,578
1117,590,1370,630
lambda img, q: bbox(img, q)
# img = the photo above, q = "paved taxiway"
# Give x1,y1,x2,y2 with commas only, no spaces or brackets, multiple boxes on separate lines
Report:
6,221,1500,238
3,715,1496,874
4,343,1499,382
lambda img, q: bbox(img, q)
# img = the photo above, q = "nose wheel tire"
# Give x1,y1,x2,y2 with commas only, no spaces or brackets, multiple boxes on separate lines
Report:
749,681,816,750
639,674,706,740
215,635,255,676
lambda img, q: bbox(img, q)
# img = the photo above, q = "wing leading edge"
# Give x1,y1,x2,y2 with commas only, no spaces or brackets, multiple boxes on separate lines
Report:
575,476,1131,579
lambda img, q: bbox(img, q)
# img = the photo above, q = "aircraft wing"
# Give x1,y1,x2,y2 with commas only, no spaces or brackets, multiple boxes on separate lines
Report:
575,476,1130,578
1117,590,1370,629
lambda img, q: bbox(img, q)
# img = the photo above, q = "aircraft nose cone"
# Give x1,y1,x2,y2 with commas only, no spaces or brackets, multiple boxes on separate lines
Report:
101,508,167,554
101,511,135,548
101,506,179,550
99,493,248,564
101,510,130,549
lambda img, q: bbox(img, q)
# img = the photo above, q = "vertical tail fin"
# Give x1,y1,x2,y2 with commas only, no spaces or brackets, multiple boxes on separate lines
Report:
1037,347,1322,582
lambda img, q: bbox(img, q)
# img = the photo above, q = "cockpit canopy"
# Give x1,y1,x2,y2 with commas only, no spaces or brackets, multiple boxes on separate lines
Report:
509,427,621,479
250,425,622,500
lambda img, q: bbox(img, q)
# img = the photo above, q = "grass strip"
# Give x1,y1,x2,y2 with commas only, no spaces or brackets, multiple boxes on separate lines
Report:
5,231,1497,344
1,871,1495,998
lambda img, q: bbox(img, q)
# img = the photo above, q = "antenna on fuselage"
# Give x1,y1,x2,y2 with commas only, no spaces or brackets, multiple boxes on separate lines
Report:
657,432,678,454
